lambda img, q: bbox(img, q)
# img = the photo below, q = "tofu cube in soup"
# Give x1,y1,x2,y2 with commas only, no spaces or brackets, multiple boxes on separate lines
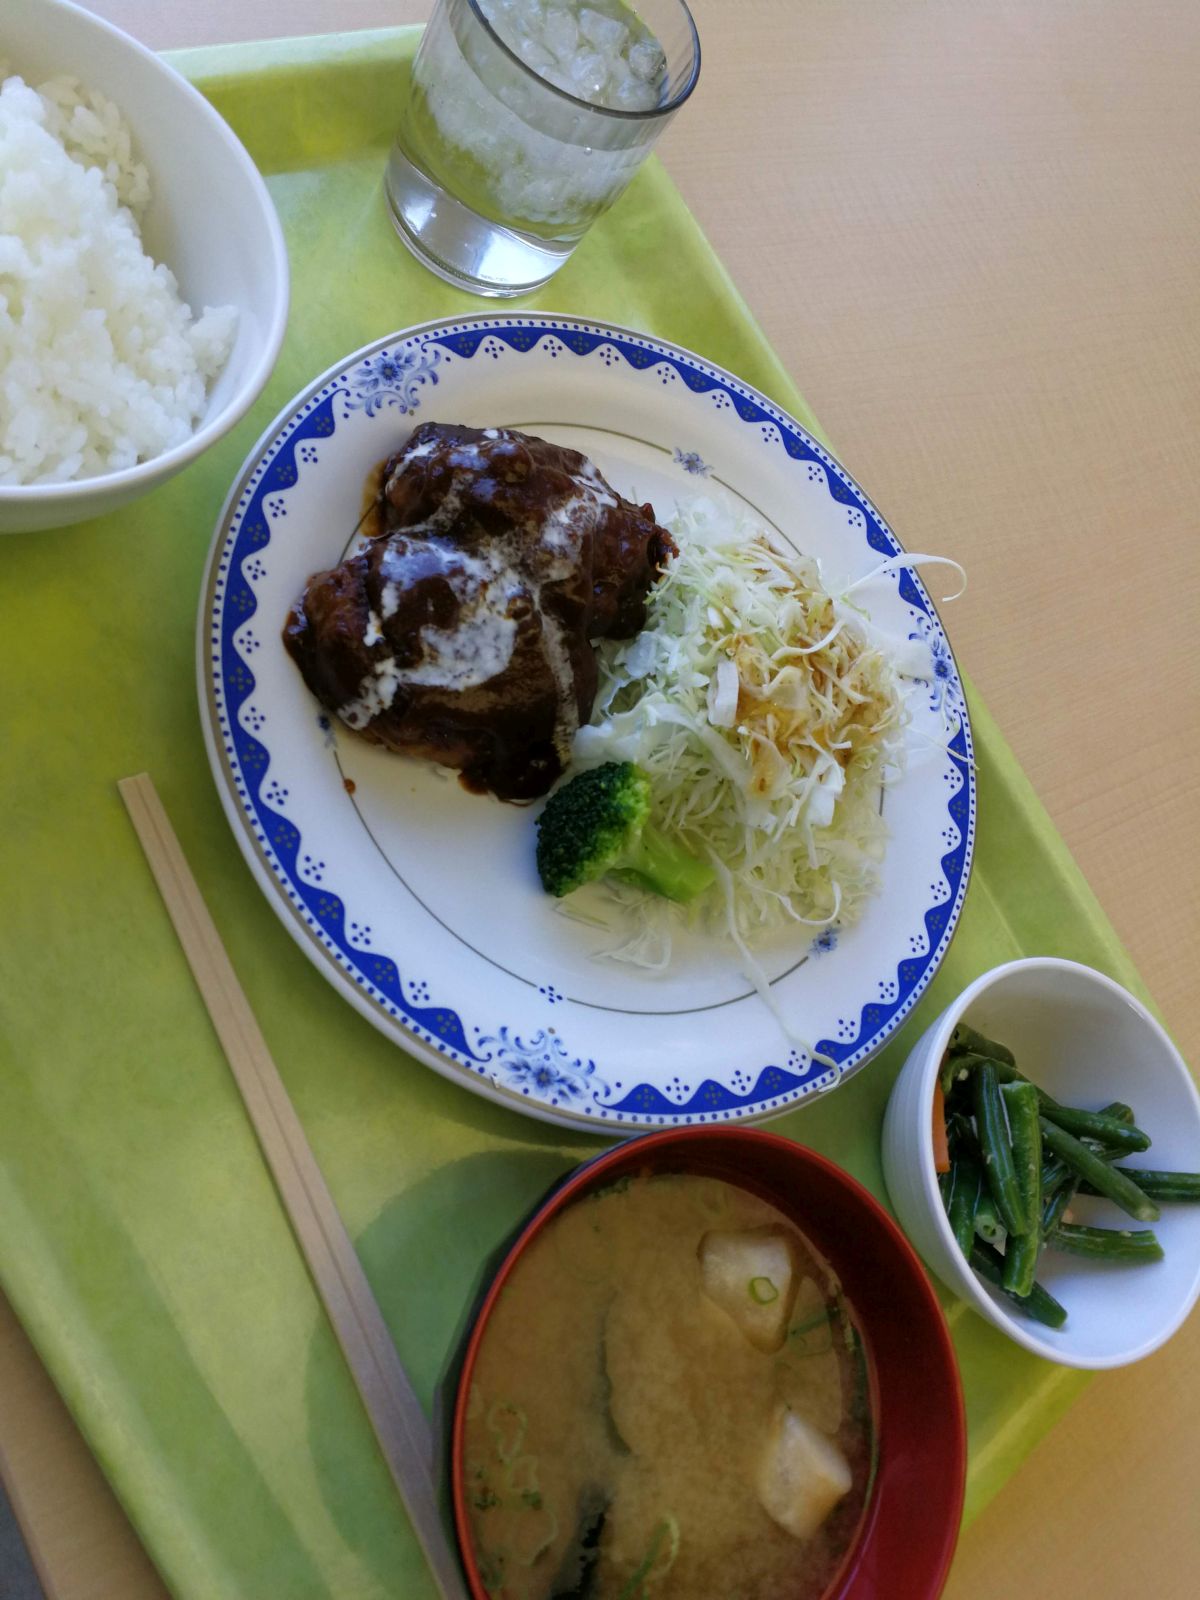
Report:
758,1405,854,1540
699,1228,796,1351
777,1276,844,1434
464,1178,875,1598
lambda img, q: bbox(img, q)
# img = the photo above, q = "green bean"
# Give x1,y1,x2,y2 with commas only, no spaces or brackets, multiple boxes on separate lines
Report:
946,1154,982,1257
950,1024,1015,1065
975,1062,1027,1236
976,1056,1020,1087
1098,1101,1136,1125
1079,1168,1200,1203
1038,1102,1151,1155
985,1062,1150,1150
1041,1179,1077,1238
947,1111,982,1162
1040,1154,1076,1228
1041,1155,1070,1194
974,1190,1005,1246
1048,1223,1164,1263
1038,1118,1160,1223
1003,1083,1043,1207
970,1241,1068,1329
939,1051,978,1096
939,1049,1002,1097
1002,1228,1042,1299
960,1058,1152,1154
1080,1135,1130,1163
1000,1081,1043,1296
943,1074,978,1117
938,1169,953,1207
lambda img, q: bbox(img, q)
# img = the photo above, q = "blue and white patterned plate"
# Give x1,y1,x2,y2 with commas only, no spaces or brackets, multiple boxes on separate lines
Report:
199,316,975,1131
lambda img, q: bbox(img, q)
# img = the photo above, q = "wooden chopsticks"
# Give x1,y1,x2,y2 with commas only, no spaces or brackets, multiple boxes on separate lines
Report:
118,773,469,1600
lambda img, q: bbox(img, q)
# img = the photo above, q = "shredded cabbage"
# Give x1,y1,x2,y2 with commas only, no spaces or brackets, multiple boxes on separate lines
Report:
569,497,914,970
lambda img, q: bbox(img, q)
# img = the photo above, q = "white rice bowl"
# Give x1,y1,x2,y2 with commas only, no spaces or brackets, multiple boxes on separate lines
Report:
0,65,237,486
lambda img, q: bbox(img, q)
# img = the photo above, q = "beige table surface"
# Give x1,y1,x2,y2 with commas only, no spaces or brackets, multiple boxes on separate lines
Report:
2,1,1198,1596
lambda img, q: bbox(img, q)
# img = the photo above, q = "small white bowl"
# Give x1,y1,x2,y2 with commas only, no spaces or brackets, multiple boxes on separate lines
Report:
882,957,1200,1367
0,0,289,534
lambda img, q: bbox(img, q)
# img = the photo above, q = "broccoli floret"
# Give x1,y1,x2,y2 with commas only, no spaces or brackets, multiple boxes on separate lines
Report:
536,762,716,903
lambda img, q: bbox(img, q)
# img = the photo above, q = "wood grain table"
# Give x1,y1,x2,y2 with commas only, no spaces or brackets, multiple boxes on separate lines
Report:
2,2,1197,1596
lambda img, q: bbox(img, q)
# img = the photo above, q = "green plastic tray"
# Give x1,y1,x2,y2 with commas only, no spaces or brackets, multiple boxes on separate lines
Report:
0,26,1150,1598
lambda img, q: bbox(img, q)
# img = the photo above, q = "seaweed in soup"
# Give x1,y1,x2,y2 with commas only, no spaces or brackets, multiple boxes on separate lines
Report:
462,1176,875,1600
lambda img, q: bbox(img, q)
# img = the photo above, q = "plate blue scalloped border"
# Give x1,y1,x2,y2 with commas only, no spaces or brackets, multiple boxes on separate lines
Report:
201,315,975,1129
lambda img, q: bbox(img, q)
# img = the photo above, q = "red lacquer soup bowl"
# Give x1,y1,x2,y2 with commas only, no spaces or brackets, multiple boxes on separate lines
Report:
452,1126,966,1599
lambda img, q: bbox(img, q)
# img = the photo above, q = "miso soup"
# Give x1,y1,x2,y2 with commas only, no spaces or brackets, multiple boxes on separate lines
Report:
461,1174,876,1600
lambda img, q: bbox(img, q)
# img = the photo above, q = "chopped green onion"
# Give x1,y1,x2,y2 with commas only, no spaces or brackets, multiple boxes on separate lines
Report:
748,1275,779,1304
616,1516,680,1600
788,1308,833,1340
478,1551,505,1593
486,1400,527,1463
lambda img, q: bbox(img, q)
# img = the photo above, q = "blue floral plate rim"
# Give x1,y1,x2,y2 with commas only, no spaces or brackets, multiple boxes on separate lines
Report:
198,313,975,1131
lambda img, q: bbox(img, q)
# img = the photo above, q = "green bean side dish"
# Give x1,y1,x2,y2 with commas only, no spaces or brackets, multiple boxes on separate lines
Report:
937,1024,1200,1327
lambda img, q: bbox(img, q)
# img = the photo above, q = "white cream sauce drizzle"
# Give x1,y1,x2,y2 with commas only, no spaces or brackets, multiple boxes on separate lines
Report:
346,431,623,746
341,540,525,727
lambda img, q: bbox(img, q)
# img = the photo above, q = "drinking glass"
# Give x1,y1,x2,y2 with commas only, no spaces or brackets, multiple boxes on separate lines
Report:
385,0,700,297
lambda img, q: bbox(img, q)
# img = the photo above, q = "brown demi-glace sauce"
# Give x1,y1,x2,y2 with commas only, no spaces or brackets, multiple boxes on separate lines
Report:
283,423,675,800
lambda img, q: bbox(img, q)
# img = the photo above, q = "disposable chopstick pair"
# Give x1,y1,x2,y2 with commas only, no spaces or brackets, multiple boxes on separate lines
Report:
118,773,469,1600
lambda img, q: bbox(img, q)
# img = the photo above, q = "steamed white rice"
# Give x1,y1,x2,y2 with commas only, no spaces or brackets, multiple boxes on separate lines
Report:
0,66,237,485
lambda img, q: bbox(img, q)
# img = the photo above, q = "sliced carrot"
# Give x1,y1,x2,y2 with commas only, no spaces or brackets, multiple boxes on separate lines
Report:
932,1080,951,1173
